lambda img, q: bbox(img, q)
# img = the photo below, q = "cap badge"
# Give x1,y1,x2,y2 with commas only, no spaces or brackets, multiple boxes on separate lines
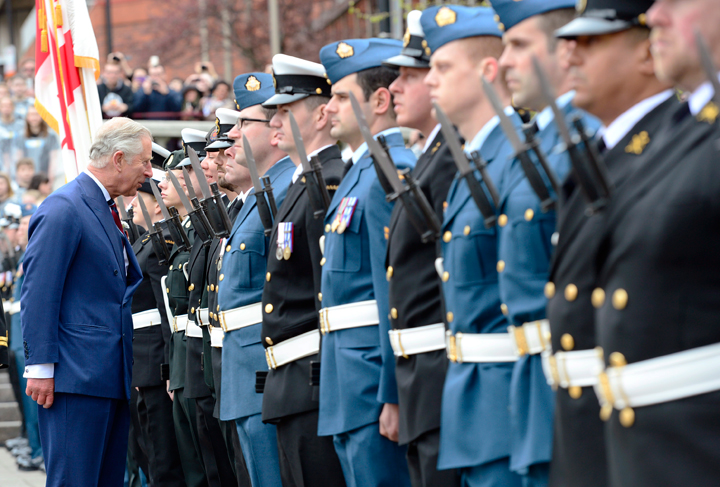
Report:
435,7,457,27
403,28,411,47
245,75,261,92
215,118,220,135
576,0,587,14
336,42,354,59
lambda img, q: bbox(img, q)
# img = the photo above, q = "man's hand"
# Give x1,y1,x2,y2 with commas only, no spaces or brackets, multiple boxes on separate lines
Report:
379,403,400,442
167,380,173,402
26,378,55,409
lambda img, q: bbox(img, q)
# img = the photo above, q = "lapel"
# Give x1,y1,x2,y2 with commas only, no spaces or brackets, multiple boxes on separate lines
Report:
123,237,143,298
77,173,124,271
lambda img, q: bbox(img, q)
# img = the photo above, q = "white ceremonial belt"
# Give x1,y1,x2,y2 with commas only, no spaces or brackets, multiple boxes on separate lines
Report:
595,342,720,416
266,330,320,370
388,324,446,358
542,349,604,389
445,330,518,363
220,303,262,333
318,300,379,335
209,325,225,348
2,299,10,313
508,319,551,356
196,308,210,326
171,314,188,334
132,309,162,330
8,300,20,315
186,319,203,338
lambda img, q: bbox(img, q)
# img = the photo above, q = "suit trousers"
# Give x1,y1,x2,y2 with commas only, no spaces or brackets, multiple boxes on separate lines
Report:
521,463,550,487
461,457,523,487
332,421,412,487
235,413,282,487
275,409,346,487
38,393,129,487
137,385,186,487
406,428,460,487
196,394,237,486
173,387,208,487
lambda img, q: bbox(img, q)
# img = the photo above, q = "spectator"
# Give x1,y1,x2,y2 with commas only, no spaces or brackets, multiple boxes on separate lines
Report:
8,76,34,119
21,189,43,206
169,77,184,93
180,85,203,120
97,62,134,118
28,173,52,198
133,64,182,119
0,83,10,100
201,80,233,119
13,158,35,201
0,97,24,175
131,68,148,93
19,59,36,97
0,173,15,215
184,73,213,97
106,52,133,81
21,106,59,176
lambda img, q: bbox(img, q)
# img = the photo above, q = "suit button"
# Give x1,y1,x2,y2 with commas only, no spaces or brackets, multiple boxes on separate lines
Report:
266,272,271,282
386,267,393,280
545,282,555,299
265,304,273,314
188,284,195,291
525,209,534,221
564,284,578,302
612,289,628,310
114,269,118,276
561,333,574,351
592,288,605,308
496,260,505,273
240,243,246,250
443,231,452,243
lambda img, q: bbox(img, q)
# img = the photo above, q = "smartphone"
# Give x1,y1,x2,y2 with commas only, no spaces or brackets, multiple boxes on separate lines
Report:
150,55,160,67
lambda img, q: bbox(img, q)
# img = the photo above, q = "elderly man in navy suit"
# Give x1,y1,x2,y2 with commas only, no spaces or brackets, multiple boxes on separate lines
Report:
21,117,153,487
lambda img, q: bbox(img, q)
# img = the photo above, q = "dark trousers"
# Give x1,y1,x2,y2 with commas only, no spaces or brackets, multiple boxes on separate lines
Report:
406,428,460,487
129,387,150,480
173,387,208,487
276,409,346,487
196,394,238,486
138,385,187,487
38,393,129,487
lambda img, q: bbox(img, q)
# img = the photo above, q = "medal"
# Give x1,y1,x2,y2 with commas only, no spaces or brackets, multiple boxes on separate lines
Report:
283,246,292,260
337,221,346,234
276,247,284,260
217,257,223,271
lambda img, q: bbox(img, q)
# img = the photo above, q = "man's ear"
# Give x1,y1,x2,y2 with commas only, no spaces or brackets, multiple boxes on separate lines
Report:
111,150,125,172
314,103,330,131
152,199,162,216
371,87,393,116
478,56,499,84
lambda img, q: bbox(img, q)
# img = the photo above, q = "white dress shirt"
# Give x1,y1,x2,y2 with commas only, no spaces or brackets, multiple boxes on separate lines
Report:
598,89,674,150
350,127,402,165
688,73,720,116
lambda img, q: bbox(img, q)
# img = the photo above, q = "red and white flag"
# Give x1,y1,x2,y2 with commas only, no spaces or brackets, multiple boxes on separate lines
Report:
35,0,103,181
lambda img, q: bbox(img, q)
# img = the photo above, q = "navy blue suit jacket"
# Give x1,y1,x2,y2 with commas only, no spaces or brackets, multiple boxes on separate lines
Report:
21,172,143,400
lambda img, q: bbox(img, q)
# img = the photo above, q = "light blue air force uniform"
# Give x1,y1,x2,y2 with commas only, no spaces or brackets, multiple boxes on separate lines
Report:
218,156,294,487
438,111,524,487
318,129,415,487
496,94,600,482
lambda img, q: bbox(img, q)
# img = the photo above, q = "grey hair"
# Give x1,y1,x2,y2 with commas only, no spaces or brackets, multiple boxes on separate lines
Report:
88,117,153,168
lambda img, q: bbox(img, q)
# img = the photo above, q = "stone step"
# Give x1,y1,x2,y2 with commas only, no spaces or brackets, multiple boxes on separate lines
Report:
0,420,21,443
0,382,15,403
0,370,8,384
0,402,21,423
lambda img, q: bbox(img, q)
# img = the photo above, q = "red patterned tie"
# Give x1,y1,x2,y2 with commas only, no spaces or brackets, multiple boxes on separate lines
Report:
108,200,124,234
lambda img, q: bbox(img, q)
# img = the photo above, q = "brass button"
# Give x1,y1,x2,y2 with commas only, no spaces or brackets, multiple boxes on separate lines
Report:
206,285,210,292
318,293,322,302
265,337,273,345
612,289,628,310
217,305,220,311
442,271,450,282
169,265,173,270
592,288,606,308
166,287,170,293
446,312,454,323
443,231,452,243
320,257,326,266
609,352,627,367
240,243,246,250
386,266,393,280
496,260,505,273
188,283,195,291
619,407,635,428
568,386,582,399
498,214,508,227
561,333,575,351
545,282,556,299
265,304,273,314
565,284,578,302
500,303,508,316
266,272,271,282
191,307,195,314
463,225,470,236
525,209,534,221
443,201,448,211
211,284,215,291
391,308,398,319
600,404,613,422
219,274,224,281
325,224,331,232
226,245,231,252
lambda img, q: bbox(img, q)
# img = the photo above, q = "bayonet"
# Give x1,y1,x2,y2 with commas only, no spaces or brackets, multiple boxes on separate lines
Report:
350,91,441,241
532,57,611,211
188,147,232,238
187,147,212,199
242,134,275,236
116,196,139,244
289,109,331,217
182,167,199,203
481,76,557,211
433,101,499,228
695,30,720,107
137,193,170,264
150,178,191,251
209,182,233,238
262,176,278,217
169,170,214,244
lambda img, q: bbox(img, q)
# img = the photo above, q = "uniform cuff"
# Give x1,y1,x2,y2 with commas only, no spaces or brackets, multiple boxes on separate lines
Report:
23,363,54,379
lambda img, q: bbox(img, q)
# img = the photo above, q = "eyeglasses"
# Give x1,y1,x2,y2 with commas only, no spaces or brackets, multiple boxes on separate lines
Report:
238,117,271,129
